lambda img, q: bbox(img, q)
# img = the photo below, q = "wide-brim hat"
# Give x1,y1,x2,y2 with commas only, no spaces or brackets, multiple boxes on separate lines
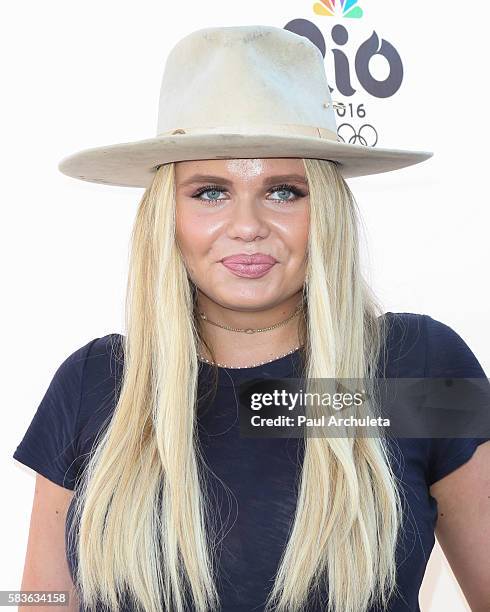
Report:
58,25,433,188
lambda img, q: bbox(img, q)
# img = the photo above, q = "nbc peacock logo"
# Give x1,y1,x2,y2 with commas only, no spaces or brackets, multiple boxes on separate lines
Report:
313,0,363,19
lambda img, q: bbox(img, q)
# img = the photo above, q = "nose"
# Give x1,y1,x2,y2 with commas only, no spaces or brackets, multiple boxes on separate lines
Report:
225,197,270,241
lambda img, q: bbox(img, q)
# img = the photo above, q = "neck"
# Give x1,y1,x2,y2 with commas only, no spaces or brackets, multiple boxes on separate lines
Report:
196,291,304,366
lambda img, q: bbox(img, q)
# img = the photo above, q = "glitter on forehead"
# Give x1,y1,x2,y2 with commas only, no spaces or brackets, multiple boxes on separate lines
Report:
225,159,264,178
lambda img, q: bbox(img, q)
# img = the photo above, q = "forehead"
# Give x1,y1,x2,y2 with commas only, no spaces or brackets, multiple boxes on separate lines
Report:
174,158,307,184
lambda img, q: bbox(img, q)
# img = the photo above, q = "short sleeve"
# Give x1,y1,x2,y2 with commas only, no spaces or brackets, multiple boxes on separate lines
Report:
424,315,490,486
12,337,99,490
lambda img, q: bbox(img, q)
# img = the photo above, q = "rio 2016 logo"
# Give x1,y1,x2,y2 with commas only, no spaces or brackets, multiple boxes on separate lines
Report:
285,2,403,146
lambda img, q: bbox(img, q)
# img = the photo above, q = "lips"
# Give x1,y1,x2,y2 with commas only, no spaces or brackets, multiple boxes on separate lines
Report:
220,253,277,278
221,253,277,265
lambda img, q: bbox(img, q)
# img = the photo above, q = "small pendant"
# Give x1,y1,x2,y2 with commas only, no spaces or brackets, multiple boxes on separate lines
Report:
245,329,255,334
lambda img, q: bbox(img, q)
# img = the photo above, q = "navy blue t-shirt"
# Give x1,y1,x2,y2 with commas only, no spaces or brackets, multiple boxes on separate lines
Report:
13,312,490,611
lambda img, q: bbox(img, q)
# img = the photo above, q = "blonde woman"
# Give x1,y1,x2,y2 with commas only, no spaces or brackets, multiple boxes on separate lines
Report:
13,25,490,612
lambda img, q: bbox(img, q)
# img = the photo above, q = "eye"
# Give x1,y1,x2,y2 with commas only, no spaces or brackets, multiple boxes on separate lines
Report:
268,184,306,202
191,184,226,204
190,183,307,205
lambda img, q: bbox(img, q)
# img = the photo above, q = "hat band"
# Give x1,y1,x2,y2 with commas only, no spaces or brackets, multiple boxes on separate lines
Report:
157,123,339,142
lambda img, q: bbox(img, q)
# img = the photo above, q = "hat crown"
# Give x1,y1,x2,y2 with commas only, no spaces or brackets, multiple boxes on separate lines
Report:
57,23,433,188
156,25,337,136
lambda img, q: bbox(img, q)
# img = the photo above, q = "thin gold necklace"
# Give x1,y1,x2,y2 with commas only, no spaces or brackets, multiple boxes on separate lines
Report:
198,303,303,334
197,303,303,368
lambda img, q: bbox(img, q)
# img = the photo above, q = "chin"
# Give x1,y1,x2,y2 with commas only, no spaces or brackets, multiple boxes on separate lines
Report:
216,293,278,310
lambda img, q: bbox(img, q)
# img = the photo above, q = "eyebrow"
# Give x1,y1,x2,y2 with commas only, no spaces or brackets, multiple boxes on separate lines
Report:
178,173,309,187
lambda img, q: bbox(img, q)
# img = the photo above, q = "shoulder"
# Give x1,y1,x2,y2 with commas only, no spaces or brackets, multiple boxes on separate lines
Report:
381,311,425,350
380,313,489,486
81,333,124,377
76,333,125,450
27,331,125,441
380,312,486,378
421,314,486,377
12,333,121,490
48,333,124,395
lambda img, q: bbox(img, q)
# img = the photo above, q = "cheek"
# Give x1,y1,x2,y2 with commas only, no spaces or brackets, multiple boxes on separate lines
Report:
296,204,310,249
175,207,210,260
280,208,310,262
298,213,310,249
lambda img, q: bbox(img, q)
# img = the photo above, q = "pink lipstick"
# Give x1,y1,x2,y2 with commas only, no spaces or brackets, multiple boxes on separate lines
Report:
220,253,277,279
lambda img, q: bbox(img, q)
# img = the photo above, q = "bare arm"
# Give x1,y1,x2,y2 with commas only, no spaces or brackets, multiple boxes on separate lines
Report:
19,473,80,612
429,440,490,612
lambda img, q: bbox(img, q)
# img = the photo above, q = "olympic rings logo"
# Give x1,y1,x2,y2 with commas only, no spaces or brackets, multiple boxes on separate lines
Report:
337,123,378,147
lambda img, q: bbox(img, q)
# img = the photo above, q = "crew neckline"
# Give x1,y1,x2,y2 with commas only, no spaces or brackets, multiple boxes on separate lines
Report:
198,347,303,387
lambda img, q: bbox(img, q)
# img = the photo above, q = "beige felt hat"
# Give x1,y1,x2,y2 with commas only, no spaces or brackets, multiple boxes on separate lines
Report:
58,24,433,188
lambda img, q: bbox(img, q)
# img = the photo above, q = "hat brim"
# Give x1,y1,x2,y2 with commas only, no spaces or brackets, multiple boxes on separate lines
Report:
57,133,433,188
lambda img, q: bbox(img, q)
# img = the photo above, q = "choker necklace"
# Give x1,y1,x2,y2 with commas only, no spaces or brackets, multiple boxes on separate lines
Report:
198,345,302,369
198,303,303,334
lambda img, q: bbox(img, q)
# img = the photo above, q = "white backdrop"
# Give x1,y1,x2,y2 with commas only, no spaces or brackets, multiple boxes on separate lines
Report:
3,1,488,610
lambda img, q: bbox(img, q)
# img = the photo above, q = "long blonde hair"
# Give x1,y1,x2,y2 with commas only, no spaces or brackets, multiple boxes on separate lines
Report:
68,158,404,612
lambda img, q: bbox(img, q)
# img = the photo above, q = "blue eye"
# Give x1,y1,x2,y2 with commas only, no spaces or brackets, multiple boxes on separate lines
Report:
191,183,306,205
270,185,298,201
193,186,225,202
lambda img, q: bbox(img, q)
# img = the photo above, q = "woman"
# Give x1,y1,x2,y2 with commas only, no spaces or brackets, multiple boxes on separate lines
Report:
13,25,490,612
